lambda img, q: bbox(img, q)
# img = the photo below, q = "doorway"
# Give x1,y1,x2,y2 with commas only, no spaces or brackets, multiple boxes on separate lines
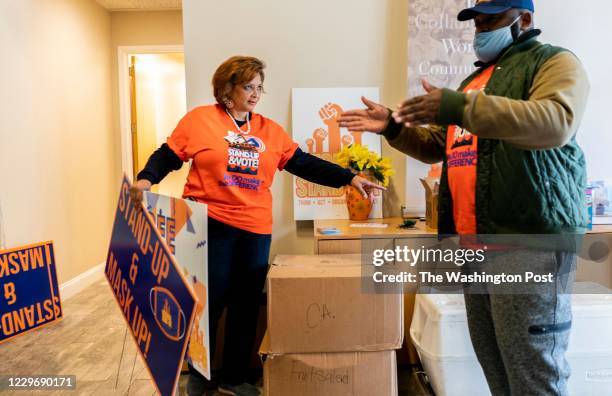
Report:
118,46,188,197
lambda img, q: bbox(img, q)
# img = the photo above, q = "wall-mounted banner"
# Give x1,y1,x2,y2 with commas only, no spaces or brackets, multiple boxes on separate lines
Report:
0,241,62,344
408,0,476,97
405,0,476,215
106,176,196,396
292,88,382,220
143,191,210,380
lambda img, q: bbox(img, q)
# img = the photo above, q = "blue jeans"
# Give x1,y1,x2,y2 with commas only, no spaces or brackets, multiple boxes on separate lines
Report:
189,217,271,385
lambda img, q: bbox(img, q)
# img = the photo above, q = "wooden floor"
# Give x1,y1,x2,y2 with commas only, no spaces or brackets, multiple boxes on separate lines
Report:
0,279,432,396
0,279,183,395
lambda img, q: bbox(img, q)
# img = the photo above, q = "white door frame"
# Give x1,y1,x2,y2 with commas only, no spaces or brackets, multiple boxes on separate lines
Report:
117,45,184,179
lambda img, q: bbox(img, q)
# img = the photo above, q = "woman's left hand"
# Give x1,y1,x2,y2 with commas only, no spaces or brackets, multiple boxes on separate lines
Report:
351,175,386,199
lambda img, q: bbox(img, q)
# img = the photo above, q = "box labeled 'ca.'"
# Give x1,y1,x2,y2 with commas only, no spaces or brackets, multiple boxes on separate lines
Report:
267,255,403,353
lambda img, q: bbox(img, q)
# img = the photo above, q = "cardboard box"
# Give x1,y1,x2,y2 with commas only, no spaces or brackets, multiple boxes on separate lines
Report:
403,293,420,365
420,177,439,230
267,255,403,353
260,333,398,396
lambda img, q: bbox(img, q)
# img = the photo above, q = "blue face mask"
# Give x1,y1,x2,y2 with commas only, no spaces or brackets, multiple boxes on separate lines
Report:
473,16,521,63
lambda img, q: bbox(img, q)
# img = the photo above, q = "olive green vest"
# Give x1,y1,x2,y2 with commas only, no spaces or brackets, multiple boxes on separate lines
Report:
438,30,588,235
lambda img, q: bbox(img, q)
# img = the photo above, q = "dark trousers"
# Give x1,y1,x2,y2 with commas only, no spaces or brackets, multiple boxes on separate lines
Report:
464,250,575,395
189,217,271,385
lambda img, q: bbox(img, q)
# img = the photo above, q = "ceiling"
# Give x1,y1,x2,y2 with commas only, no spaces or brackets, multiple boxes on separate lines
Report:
94,0,182,11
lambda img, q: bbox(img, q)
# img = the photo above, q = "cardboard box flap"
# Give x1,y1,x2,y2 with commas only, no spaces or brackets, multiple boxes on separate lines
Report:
268,265,363,279
259,331,271,355
272,254,362,267
270,255,365,279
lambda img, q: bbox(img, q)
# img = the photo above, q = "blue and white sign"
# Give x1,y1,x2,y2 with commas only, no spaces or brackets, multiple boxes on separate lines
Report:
144,191,210,379
0,241,62,344
106,176,196,396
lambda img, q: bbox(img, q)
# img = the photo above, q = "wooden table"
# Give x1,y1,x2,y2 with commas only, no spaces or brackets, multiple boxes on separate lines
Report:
314,217,612,256
587,224,612,234
314,217,435,254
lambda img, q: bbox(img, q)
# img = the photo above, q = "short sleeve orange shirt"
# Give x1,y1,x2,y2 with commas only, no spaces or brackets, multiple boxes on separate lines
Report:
167,104,298,235
446,65,495,235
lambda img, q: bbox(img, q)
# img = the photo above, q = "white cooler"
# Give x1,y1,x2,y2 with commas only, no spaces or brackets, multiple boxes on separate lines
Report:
410,288,612,396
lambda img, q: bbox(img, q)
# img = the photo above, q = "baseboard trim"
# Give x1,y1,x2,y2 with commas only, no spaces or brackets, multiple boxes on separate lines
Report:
60,262,105,300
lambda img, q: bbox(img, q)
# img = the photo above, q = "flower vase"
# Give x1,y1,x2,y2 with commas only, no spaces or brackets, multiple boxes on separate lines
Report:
345,172,374,221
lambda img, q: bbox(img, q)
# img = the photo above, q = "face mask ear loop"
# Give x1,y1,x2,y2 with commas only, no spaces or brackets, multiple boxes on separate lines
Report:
511,14,524,41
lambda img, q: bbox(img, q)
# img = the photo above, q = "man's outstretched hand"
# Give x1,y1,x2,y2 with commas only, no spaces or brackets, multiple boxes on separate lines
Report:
338,96,390,134
393,79,443,127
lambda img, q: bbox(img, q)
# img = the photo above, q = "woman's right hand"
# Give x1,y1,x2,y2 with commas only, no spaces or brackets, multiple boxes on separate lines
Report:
129,179,152,212
337,96,391,134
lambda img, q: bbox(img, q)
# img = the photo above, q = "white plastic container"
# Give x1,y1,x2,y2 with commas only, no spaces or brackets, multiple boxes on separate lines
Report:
410,288,612,396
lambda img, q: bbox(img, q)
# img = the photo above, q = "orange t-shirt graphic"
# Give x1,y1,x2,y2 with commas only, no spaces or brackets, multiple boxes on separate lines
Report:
446,65,495,235
167,105,298,234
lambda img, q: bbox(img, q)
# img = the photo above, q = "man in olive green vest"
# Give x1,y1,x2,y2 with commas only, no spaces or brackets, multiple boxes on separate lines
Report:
339,0,589,394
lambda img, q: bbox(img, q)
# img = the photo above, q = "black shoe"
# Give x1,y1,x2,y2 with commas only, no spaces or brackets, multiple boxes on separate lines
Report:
186,373,208,396
218,382,261,396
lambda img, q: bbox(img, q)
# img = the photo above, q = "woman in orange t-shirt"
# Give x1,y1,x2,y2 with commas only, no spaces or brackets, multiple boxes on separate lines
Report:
130,56,382,396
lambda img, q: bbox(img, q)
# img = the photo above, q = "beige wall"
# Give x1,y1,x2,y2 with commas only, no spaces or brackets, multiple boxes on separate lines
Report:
0,6,185,284
182,0,408,256
110,11,183,47
109,10,184,181
0,0,114,283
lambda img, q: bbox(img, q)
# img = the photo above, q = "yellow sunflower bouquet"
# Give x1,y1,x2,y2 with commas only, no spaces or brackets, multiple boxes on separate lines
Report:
335,144,395,187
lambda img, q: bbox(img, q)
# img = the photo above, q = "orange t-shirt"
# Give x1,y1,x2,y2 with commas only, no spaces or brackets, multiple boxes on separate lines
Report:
167,104,298,234
446,65,495,235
